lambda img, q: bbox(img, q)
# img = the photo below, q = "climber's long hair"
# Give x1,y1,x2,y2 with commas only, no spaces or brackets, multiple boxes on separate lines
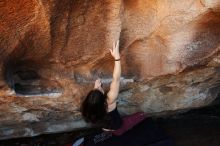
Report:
81,89,108,126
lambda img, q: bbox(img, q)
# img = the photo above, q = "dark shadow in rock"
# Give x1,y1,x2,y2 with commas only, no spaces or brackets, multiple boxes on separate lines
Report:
3,60,63,97
15,70,40,81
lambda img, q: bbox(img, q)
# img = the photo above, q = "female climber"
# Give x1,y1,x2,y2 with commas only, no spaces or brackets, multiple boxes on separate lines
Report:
74,40,174,146
81,40,123,131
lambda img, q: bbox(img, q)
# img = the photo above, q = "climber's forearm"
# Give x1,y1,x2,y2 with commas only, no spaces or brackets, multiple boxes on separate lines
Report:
112,59,121,82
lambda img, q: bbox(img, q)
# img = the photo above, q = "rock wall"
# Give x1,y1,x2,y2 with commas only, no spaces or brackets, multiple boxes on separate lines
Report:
0,0,219,139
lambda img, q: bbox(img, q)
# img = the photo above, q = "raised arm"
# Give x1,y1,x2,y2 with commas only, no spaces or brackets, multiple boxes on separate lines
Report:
107,40,121,112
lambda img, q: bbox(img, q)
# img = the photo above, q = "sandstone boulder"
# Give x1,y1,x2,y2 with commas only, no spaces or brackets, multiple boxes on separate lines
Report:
0,0,219,139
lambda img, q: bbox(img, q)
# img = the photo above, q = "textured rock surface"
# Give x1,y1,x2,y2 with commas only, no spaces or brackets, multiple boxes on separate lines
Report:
0,0,220,139
1,104,220,146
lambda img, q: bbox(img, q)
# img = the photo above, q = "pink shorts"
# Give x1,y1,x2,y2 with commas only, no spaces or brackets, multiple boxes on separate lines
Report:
111,112,147,136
